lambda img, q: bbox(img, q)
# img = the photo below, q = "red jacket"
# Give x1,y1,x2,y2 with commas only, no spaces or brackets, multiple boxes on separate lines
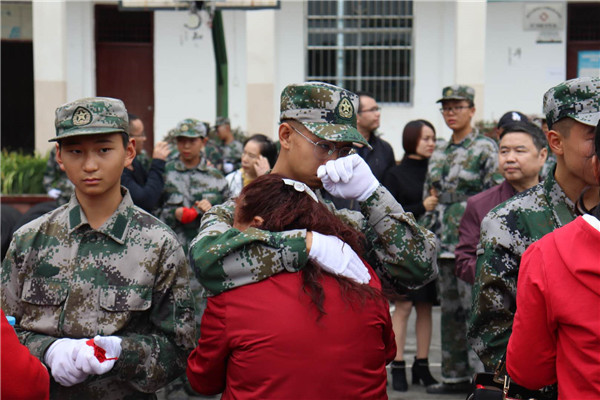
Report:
1,309,50,400
187,264,395,399
507,215,600,399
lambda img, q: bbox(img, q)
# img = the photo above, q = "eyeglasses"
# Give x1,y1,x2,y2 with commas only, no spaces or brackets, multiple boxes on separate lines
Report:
289,124,354,160
359,106,381,114
440,106,470,114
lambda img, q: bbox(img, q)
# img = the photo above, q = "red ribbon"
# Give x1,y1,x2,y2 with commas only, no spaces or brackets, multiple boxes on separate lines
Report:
86,338,118,363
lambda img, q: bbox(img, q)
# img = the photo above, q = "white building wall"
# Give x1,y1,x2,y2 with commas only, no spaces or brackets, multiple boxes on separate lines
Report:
154,10,216,141
379,1,458,158
65,1,95,104
484,2,567,121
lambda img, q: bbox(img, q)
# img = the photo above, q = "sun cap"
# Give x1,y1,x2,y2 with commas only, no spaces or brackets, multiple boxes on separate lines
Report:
436,85,475,104
173,118,208,138
51,97,128,142
543,77,600,129
279,81,370,148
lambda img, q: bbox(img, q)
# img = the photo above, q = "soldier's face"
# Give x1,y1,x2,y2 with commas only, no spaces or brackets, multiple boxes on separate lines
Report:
281,122,348,189
56,133,134,199
176,137,205,165
498,132,546,189
558,121,597,187
441,100,474,132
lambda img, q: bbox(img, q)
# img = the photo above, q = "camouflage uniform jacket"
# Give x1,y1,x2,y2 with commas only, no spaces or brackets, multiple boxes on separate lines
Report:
420,130,500,258
136,150,152,172
43,147,74,206
189,184,438,296
159,157,229,251
468,170,576,368
1,189,196,399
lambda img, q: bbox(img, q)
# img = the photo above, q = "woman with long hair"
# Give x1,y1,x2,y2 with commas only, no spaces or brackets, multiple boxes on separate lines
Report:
187,173,395,399
382,119,439,391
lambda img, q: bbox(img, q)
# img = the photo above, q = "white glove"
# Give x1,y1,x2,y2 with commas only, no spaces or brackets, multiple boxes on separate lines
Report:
317,154,379,202
74,335,122,375
44,338,89,387
309,232,370,284
47,188,62,199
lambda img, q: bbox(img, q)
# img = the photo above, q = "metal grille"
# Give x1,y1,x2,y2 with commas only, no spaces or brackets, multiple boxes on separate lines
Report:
306,0,413,103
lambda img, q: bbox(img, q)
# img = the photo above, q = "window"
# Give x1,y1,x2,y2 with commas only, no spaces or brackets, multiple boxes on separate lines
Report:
306,0,413,103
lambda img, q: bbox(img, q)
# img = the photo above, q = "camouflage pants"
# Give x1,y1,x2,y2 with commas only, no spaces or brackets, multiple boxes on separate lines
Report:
437,259,484,382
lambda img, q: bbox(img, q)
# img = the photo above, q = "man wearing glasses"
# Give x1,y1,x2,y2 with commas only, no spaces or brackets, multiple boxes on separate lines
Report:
420,85,500,394
189,81,438,310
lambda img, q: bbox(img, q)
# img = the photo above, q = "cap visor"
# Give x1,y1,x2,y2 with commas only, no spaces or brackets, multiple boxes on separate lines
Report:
303,122,371,149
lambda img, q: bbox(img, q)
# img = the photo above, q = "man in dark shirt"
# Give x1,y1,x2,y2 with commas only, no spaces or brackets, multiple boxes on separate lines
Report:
455,121,547,284
121,114,170,212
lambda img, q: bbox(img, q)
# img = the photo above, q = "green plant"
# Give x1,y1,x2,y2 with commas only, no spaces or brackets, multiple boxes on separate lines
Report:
1,150,49,194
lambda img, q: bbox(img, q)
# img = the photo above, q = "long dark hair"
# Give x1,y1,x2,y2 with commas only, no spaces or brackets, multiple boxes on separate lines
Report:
235,173,383,319
402,119,435,157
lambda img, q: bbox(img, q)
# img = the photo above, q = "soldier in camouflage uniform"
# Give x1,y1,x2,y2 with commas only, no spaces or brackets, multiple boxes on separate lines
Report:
420,85,499,394
1,97,196,400
204,117,244,174
469,77,600,371
43,146,75,206
159,118,230,253
189,81,437,307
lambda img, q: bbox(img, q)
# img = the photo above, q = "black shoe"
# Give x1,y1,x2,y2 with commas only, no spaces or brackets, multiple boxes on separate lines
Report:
391,360,408,392
425,381,472,394
411,357,439,387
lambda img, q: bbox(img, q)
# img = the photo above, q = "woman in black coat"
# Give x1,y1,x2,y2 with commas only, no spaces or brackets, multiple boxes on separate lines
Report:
382,120,439,392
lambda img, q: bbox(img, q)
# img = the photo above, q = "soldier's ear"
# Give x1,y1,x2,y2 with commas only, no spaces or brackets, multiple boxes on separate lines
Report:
278,123,293,151
547,130,563,156
55,143,66,172
123,139,136,169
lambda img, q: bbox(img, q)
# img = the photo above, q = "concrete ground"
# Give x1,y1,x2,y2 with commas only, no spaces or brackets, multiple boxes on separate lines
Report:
158,306,467,400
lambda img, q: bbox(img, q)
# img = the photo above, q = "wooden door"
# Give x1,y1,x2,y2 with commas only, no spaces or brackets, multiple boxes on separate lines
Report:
95,5,154,153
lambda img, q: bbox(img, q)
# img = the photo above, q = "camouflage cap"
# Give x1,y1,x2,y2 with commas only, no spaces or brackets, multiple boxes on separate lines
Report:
279,81,370,147
174,118,207,138
215,116,230,127
543,77,600,129
436,85,475,103
50,97,128,142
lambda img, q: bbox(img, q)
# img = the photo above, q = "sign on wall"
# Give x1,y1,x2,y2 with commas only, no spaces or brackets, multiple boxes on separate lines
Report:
523,3,564,31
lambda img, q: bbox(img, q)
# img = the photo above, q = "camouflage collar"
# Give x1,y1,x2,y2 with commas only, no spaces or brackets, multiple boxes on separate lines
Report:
174,156,209,172
445,128,478,150
542,169,577,226
66,187,133,244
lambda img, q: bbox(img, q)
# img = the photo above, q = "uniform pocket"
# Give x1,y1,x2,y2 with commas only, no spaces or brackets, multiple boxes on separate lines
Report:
99,285,152,312
20,278,68,335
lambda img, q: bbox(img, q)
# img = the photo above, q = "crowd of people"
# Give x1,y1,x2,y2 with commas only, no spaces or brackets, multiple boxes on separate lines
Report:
1,76,599,400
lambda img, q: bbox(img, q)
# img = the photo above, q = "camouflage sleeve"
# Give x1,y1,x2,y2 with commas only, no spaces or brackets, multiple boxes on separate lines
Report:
468,212,519,369
112,242,196,392
158,186,180,229
189,200,309,296
338,185,438,291
480,141,501,188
